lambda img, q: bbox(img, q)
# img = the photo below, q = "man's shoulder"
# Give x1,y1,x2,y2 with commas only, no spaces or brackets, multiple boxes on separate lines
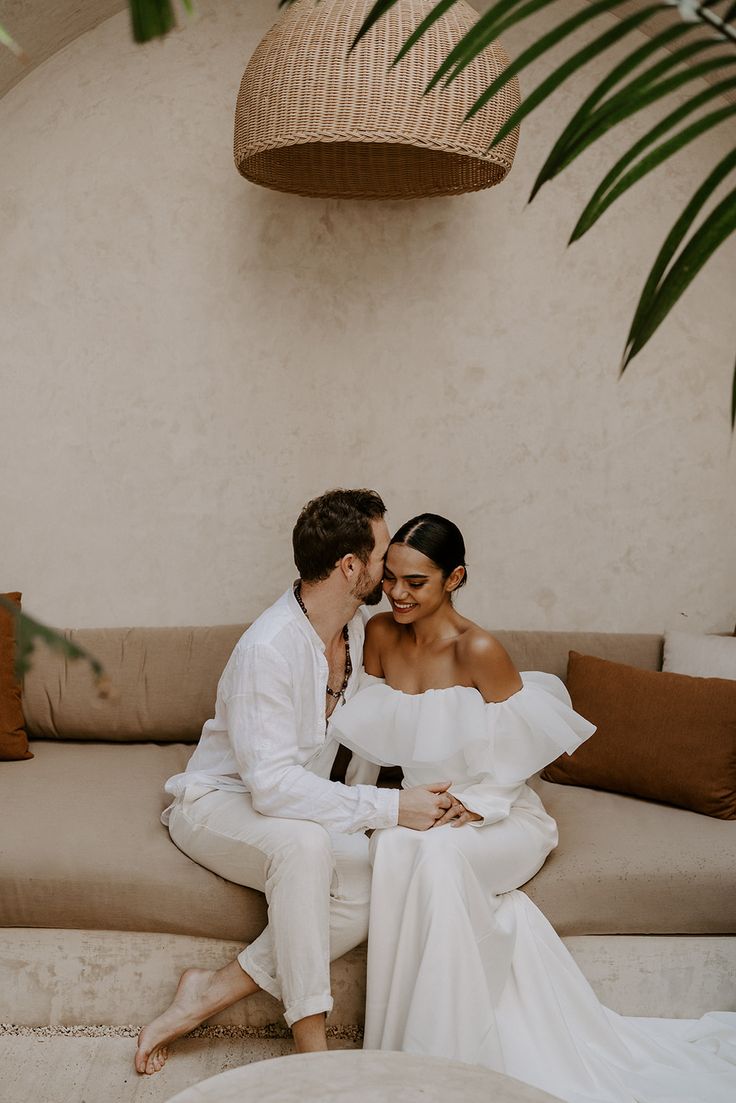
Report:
217,592,303,694
224,590,300,664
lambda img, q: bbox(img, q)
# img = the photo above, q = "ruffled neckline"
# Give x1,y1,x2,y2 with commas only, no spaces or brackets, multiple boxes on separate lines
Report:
357,670,523,705
332,670,597,778
357,672,520,703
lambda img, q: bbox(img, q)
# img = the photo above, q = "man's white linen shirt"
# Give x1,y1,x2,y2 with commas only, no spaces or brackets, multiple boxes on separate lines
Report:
161,587,399,835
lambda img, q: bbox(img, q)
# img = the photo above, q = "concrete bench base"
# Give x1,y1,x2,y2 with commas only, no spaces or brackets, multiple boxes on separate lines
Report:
2,928,734,1027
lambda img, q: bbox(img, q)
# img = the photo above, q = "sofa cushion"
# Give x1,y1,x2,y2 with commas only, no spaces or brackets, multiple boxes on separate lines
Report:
22,625,246,743
0,741,266,941
0,592,32,762
541,652,736,819
527,775,736,934
2,742,734,940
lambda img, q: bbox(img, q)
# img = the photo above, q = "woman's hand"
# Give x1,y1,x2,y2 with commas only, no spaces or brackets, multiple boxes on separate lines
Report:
432,797,482,828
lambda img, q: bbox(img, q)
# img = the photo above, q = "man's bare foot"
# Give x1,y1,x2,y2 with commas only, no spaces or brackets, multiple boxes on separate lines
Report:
135,968,213,1075
135,962,258,1075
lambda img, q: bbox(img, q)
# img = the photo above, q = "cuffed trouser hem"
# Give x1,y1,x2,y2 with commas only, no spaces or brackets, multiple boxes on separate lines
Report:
237,948,333,1026
237,946,281,1002
283,992,334,1029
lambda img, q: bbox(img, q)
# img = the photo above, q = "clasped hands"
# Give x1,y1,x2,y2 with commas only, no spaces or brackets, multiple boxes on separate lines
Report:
432,787,482,829
397,781,482,831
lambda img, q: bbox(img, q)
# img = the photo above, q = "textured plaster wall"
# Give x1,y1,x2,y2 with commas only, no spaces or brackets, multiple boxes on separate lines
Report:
1,0,734,632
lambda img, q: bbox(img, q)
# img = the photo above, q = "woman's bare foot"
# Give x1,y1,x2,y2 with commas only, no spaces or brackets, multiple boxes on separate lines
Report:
135,962,258,1075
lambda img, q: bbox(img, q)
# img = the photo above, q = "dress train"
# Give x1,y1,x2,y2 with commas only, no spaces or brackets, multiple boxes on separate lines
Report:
331,672,736,1103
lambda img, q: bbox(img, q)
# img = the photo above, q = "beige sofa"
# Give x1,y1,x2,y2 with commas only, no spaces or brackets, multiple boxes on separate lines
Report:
1,625,734,1031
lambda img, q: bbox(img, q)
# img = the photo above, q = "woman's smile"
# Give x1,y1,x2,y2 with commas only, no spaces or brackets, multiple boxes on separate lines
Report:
391,599,418,614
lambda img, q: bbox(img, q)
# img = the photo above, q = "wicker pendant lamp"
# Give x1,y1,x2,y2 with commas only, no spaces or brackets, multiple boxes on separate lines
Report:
234,0,520,200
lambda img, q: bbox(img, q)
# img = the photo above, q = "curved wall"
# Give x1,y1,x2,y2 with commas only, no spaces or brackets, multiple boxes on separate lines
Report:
1,0,734,632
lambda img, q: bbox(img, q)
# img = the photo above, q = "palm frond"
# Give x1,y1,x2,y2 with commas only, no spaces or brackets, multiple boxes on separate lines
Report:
351,0,407,50
129,0,194,43
424,0,558,93
479,5,677,152
461,0,678,122
531,21,698,199
130,0,176,42
622,148,736,361
534,51,736,179
393,0,458,64
0,20,29,62
571,85,736,239
623,185,736,365
0,596,107,687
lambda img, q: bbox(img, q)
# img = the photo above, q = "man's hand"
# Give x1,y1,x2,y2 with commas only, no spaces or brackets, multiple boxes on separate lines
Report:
432,796,483,828
398,782,453,831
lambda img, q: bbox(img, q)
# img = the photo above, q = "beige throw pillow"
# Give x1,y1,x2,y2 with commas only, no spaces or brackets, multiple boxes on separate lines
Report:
663,631,736,680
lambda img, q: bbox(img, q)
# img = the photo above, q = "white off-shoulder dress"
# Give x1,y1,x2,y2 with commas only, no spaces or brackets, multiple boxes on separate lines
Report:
331,672,736,1103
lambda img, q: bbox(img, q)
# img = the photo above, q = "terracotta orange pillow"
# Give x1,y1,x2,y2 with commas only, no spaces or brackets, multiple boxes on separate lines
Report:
0,592,33,761
541,651,736,819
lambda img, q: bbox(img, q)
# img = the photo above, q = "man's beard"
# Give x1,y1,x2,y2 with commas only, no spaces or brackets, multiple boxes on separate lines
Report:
353,566,384,607
362,580,384,606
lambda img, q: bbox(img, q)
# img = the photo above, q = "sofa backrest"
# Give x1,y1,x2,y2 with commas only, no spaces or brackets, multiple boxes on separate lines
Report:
21,625,663,743
22,625,247,742
495,630,662,680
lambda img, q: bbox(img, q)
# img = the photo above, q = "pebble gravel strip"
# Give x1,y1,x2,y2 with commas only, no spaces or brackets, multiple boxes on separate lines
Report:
0,1023,364,1042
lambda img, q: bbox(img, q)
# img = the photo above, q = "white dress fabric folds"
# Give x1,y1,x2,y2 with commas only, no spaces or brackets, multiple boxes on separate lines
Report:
330,672,736,1103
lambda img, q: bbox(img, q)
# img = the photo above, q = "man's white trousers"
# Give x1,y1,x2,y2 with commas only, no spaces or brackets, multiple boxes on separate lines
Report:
167,783,371,1027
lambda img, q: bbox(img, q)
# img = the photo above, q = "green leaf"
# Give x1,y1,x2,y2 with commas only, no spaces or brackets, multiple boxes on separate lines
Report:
624,148,736,366
571,89,736,240
351,0,402,50
0,19,28,60
479,4,663,151
535,51,736,183
531,21,697,199
623,185,736,366
423,0,550,93
0,597,105,684
538,53,732,206
393,0,459,66
719,1,736,28
129,0,177,44
561,40,733,150
462,0,650,123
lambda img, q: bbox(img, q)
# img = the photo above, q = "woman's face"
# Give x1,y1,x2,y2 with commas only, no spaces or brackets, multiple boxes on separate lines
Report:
382,542,451,623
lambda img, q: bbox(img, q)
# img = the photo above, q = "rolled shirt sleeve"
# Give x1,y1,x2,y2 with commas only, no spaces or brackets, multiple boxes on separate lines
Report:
226,644,398,835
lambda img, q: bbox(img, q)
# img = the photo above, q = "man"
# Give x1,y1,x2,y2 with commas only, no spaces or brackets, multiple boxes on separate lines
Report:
135,488,454,1075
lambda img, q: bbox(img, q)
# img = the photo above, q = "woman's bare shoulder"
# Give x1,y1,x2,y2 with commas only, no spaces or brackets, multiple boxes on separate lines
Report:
365,611,398,640
363,612,399,676
456,626,522,702
456,623,508,660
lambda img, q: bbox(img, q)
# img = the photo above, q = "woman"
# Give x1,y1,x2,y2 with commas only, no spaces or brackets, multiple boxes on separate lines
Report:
331,513,736,1103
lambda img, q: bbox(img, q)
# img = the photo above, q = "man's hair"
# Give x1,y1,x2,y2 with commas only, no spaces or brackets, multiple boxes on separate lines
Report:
293,488,386,583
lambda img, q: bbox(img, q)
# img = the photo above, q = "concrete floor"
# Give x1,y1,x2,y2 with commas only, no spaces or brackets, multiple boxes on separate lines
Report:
0,1028,360,1103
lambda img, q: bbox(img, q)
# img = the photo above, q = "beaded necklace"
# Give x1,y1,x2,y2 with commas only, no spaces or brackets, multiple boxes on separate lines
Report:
294,581,352,707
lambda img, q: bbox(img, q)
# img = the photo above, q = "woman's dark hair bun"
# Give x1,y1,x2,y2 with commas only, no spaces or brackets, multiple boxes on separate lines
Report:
390,513,467,591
